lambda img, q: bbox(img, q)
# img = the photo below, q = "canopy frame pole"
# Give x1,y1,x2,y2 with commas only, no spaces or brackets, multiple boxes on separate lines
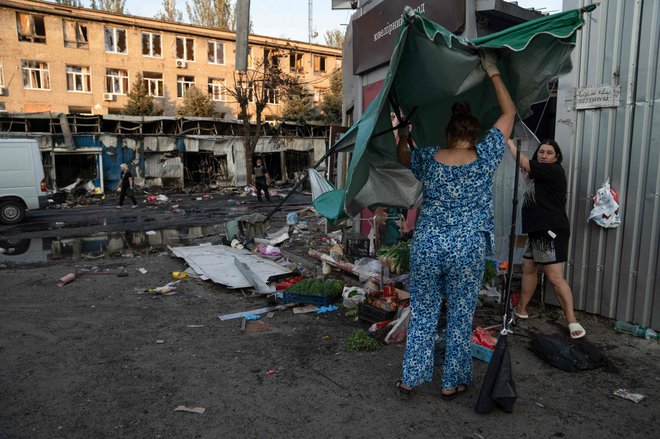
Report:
502,138,522,333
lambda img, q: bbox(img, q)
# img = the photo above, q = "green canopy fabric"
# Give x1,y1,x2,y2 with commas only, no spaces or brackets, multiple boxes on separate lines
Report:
314,6,596,224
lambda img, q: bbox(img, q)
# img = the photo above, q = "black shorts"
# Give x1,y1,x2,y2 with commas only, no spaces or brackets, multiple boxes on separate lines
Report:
522,228,569,264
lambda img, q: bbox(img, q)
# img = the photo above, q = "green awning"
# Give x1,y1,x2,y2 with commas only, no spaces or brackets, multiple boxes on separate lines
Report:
314,6,596,224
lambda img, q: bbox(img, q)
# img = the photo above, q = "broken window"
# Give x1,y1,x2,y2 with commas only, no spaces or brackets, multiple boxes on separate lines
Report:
63,19,88,49
104,27,127,54
176,36,195,61
208,78,226,101
21,60,50,89
237,80,254,103
105,68,128,94
142,32,162,57
17,13,46,43
177,75,195,98
68,106,92,115
208,41,224,64
265,86,278,105
66,65,91,92
290,52,304,73
313,55,327,75
143,72,163,97
264,48,280,69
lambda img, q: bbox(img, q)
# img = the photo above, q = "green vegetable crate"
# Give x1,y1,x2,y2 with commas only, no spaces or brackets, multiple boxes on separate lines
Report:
282,292,334,306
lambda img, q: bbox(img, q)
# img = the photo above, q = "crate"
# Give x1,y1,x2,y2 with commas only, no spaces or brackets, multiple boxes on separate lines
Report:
345,238,370,257
283,292,334,307
358,302,396,323
471,342,494,363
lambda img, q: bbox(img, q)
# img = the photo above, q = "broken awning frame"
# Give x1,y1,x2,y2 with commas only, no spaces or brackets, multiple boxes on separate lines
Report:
313,5,597,224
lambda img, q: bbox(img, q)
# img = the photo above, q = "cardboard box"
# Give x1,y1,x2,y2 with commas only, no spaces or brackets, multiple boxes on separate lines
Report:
471,342,494,363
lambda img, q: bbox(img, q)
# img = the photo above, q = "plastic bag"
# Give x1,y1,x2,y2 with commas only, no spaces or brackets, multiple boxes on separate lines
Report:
342,286,366,309
384,306,411,344
588,179,621,228
353,257,382,282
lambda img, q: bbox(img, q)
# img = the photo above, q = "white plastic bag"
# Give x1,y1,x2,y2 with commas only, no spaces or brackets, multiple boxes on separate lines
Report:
342,286,366,309
588,179,621,229
384,306,411,344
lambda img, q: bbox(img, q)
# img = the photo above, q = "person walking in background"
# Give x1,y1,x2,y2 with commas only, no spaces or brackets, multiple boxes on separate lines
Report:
116,163,138,209
252,158,271,202
506,138,586,339
394,51,515,400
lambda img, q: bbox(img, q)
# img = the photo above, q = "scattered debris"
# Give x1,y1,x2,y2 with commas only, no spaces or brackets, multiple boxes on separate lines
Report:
156,339,165,344
218,304,290,321
173,405,206,414
613,389,646,403
316,305,339,314
292,305,318,314
56,273,76,287
186,325,204,328
137,267,148,274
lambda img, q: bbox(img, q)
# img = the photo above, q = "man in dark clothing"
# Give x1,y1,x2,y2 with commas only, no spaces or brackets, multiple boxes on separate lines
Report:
252,158,271,202
116,163,138,208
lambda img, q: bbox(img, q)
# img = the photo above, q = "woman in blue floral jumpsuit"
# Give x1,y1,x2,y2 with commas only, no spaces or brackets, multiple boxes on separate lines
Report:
395,52,515,399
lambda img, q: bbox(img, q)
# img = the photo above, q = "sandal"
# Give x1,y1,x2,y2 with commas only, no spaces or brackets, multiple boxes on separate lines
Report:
513,307,529,319
441,385,468,401
568,322,586,339
395,380,413,400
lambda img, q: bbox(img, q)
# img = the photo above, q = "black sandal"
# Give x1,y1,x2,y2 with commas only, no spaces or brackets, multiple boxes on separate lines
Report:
395,380,413,400
441,385,468,401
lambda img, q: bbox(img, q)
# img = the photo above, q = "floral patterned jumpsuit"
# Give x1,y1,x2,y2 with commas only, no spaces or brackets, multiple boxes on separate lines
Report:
401,127,505,390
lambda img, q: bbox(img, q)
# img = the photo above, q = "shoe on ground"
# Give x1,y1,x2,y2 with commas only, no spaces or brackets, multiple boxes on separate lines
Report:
568,322,586,339
513,307,529,319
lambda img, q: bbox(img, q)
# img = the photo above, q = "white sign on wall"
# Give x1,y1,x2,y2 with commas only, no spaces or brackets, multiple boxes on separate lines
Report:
575,85,621,110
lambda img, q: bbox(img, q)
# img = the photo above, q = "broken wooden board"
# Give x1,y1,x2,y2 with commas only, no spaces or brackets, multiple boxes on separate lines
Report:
169,244,292,289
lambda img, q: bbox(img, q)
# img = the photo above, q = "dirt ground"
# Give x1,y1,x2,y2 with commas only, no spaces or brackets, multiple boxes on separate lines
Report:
1,196,659,438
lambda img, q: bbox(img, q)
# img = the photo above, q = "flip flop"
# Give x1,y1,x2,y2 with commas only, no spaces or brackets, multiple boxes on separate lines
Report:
395,380,413,400
513,307,529,319
569,322,586,339
441,385,468,401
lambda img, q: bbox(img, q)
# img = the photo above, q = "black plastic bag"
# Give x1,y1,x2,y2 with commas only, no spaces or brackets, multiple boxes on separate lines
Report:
530,334,596,371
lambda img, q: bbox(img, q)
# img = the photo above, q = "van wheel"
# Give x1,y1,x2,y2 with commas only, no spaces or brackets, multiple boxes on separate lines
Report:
0,201,26,225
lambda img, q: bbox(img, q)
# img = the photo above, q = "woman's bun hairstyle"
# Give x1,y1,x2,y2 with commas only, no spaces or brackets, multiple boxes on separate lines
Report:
446,102,480,147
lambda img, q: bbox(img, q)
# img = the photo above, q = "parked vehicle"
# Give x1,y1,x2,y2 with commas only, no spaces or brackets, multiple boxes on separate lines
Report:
0,139,49,224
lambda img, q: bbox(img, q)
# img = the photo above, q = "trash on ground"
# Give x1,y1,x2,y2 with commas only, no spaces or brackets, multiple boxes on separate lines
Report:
267,369,278,375
156,339,165,344
267,226,290,245
146,230,157,236
172,271,188,279
218,304,290,321
186,325,204,328
613,388,646,403
293,305,318,314
136,281,180,295
244,314,261,321
243,320,273,333
173,405,206,414
316,305,339,314
137,267,148,274
56,273,76,287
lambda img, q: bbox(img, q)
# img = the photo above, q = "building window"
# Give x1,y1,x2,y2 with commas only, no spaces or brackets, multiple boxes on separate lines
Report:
21,60,50,90
66,65,91,92
237,80,254,103
177,75,195,98
104,27,127,54
208,78,226,101
106,68,129,94
63,19,88,49
264,48,280,69
176,37,195,61
265,86,278,105
17,13,46,44
313,55,327,75
290,52,304,73
141,32,162,57
0,64,4,87
143,72,163,97
208,41,224,64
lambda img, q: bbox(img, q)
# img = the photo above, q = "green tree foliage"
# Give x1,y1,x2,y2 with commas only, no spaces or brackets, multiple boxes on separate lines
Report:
281,79,321,123
155,0,183,22
124,74,163,116
55,0,83,6
320,69,342,124
186,0,232,29
324,29,345,48
90,0,126,13
176,86,216,117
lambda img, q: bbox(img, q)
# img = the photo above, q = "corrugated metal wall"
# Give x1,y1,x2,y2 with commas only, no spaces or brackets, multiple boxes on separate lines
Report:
556,0,659,327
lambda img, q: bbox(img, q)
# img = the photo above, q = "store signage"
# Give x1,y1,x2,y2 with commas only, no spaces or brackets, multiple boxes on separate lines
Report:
575,85,621,110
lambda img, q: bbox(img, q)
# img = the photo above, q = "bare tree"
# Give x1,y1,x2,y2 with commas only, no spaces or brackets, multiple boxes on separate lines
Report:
90,0,126,13
224,54,293,184
324,29,345,48
155,0,183,22
185,0,232,29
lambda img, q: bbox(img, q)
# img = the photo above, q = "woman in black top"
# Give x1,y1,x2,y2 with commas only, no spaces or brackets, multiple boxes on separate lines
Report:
506,139,585,339
115,163,138,208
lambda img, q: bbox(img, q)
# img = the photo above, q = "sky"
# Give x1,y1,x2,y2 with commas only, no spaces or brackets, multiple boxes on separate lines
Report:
77,0,564,44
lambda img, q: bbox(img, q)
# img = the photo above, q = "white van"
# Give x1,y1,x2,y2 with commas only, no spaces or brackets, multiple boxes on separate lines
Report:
0,139,49,224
